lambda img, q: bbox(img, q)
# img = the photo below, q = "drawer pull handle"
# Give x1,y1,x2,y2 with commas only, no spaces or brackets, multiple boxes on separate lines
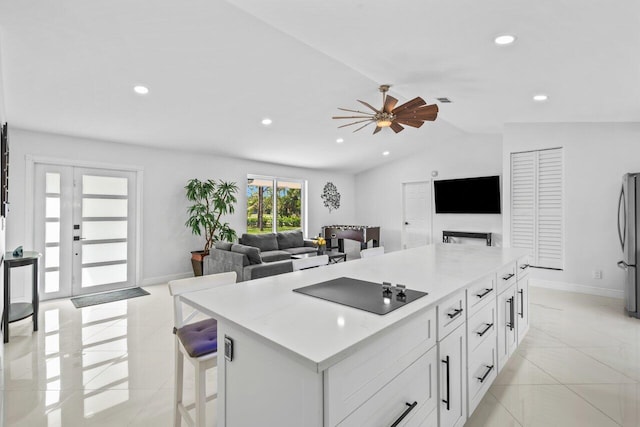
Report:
447,308,464,319
502,273,515,281
477,364,495,383
520,264,530,270
518,289,524,318
441,356,450,411
476,322,494,337
476,288,493,299
389,401,418,427
507,297,514,331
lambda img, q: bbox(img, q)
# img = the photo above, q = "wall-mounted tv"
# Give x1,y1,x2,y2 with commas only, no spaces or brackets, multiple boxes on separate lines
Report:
434,175,501,214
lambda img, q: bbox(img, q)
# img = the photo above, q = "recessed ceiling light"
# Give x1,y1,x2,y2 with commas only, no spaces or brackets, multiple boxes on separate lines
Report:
133,85,149,95
261,118,272,126
533,94,548,102
336,138,344,144
494,35,516,45
382,151,390,156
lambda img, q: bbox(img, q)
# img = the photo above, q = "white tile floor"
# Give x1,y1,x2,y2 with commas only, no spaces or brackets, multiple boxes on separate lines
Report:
1,285,639,426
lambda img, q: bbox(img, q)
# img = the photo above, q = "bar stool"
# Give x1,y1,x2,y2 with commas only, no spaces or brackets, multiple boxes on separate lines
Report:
360,246,385,258
168,271,237,427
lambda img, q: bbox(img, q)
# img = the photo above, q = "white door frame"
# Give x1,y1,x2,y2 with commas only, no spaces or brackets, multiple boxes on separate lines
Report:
26,155,144,292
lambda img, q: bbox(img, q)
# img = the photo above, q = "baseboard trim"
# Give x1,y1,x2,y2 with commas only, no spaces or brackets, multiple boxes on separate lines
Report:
139,272,192,286
530,279,624,299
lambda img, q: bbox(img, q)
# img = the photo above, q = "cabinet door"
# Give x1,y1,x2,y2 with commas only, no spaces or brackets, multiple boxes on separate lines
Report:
517,274,530,344
438,323,467,427
497,284,517,372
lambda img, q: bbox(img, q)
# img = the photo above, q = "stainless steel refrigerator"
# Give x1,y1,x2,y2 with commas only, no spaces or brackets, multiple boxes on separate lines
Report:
618,173,640,318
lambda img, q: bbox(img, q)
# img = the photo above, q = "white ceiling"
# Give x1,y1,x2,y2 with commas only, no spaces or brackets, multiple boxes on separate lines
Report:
0,0,639,173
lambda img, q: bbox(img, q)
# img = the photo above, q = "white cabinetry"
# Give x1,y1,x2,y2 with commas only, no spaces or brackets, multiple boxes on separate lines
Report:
438,323,467,427
466,293,497,415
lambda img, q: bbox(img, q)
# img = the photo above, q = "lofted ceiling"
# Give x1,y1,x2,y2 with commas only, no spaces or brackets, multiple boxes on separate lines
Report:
0,0,638,173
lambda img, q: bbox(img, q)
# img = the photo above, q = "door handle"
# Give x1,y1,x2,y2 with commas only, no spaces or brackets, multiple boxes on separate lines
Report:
618,260,629,270
441,356,450,411
477,364,495,383
507,297,514,331
447,307,464,319
518,289,524,318
404,221,409,225
618,185,626,251
73,236,86,241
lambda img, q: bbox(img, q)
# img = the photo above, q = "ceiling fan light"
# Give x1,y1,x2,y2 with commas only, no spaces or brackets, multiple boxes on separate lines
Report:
377,120,392,128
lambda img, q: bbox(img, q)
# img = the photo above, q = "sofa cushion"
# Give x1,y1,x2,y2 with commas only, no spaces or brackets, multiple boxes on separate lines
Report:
260,250,292,263
231,244,262,265
214,241,233,251
277,230,304,250
240,233,279,252
283,246,318,256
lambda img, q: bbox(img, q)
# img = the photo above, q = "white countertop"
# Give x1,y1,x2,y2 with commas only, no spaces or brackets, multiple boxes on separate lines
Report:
182,244,528,372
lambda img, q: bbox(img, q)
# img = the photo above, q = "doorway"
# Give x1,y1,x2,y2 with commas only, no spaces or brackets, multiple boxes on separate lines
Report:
402,181,432,249
34,164,137,300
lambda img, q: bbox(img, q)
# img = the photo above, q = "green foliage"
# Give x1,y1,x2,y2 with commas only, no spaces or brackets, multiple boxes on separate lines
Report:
185,179,239,252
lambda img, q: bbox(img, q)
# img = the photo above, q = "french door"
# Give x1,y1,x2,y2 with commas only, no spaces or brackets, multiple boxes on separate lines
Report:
34,164,137,300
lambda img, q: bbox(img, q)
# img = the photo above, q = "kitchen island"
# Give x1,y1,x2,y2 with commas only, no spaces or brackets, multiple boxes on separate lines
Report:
182,244,530,427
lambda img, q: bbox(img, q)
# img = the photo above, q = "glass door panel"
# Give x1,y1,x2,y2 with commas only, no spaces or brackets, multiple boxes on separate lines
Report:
246,177,274,234
276,180,302,232
73,169,135,296
35,164,137,299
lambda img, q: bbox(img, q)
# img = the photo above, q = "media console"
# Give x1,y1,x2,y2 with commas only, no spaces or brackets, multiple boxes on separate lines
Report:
442,230,492,246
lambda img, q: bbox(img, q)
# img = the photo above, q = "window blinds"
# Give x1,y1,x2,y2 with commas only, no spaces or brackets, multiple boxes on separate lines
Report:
511,148,563,269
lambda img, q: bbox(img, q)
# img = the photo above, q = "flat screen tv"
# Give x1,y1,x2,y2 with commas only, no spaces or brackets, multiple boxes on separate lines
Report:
434,176,501,214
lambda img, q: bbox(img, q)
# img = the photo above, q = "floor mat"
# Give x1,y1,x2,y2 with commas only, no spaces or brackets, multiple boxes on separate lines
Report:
70,287,150,308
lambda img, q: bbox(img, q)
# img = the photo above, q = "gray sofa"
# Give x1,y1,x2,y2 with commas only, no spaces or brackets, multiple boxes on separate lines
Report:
203,230,318,281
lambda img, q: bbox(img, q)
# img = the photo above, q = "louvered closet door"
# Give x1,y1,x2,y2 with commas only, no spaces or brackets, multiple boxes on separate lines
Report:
511,148,563,269
511,152,536,255
537,149,563,268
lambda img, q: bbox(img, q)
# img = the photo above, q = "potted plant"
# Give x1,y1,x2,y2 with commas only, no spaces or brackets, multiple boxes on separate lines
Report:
185,179,239,276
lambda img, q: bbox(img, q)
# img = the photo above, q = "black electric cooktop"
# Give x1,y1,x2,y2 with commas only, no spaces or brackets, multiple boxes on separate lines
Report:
293,277,428,315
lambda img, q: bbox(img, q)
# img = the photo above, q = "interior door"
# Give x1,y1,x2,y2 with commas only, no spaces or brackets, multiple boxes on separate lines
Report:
35,164,137,299
402,182,431,249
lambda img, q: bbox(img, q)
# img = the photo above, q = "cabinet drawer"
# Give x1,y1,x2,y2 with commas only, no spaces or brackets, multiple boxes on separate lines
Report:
496,261,517,294
467,338,497,416
437,290,466,341
467,297,497,353
466,273,496,316
325,308,436,426
337,346,437,427
517,256,532,279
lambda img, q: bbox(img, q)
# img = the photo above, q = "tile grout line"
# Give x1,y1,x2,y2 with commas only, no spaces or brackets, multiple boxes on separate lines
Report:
518,324,628,426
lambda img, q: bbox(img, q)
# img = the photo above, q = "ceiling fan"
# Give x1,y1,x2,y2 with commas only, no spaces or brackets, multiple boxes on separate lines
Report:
332,85,439,135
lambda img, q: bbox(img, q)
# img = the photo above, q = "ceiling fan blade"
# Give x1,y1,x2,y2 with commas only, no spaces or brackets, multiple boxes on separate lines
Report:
353,121,375,133
338,107,375,115
395,119,424,128
390,122,405,133
383,95,398,113
332,115,376,119
395,104,439,121
391,97,427,115
337,119,374,128
373,126,382,135
357,99,380,113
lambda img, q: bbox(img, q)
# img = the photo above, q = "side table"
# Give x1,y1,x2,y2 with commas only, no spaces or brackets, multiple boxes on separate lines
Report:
3,251,41,343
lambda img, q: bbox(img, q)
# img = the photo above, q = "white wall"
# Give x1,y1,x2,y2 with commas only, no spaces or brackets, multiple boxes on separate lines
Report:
503,122,640,297
355,133,503,252
8,128,356,292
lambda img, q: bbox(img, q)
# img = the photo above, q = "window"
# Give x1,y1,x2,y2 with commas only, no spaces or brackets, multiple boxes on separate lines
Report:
247,175,305,234
511,148,563,269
